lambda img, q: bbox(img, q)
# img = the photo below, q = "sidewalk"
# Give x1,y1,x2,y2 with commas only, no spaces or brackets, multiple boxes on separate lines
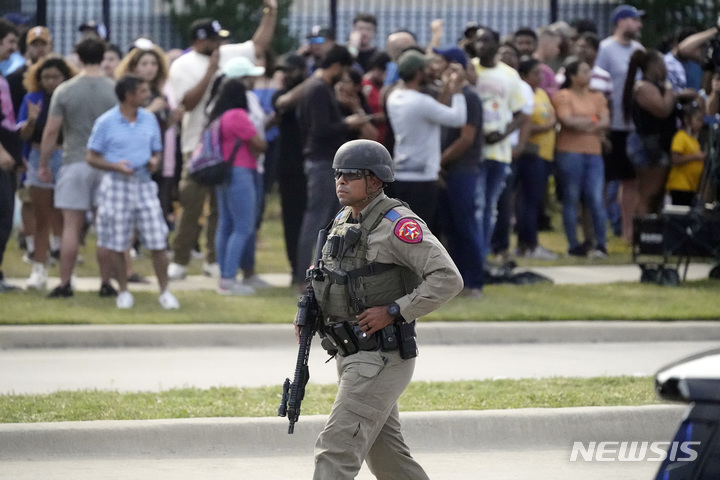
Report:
5,262,716,292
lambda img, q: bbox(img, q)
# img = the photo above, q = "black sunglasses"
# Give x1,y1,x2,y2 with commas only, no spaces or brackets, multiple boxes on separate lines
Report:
333,169,369,181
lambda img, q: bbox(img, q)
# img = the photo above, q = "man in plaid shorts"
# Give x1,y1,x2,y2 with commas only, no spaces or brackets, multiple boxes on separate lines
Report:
86,74,179,309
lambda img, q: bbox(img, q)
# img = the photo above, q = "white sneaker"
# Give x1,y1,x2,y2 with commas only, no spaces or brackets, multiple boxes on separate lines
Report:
242,274,271,289
22,251,34,265
159,290,180,310
26,263,47,290
190,249,205,260
167,262,187,280
526,245,558,260
116,291,134,309
202,262,221,278
217,279,255,296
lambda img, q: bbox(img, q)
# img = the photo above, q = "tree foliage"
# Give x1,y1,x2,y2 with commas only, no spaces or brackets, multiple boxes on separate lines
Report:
630,0,720,50
166,0,297,55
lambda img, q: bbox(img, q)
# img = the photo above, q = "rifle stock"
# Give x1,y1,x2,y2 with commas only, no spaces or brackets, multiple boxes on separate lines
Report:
278,229,327,434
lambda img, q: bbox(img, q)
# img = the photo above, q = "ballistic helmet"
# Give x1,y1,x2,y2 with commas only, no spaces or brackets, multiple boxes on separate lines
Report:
332,140,395,183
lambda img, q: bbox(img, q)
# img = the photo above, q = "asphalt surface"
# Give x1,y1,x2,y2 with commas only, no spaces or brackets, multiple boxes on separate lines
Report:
2,341,719,394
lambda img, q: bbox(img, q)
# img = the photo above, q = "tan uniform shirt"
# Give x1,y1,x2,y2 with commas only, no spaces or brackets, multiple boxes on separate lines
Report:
358,193,464,319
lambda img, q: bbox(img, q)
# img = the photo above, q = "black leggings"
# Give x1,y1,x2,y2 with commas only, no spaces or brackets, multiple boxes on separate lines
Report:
0,168,16,278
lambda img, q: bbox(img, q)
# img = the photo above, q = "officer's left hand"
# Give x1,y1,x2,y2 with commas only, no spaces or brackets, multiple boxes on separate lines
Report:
356,307,394,335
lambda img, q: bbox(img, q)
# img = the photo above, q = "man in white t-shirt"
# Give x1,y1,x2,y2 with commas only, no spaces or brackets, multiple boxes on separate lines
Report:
472,27,527,260
166,1,277,280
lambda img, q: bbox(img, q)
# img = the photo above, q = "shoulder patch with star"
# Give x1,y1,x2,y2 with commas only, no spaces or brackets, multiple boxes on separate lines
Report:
394,218,423,244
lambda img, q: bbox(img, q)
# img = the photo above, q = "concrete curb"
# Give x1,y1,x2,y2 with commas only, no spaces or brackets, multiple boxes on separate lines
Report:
2,321,720,349
0,405,686,459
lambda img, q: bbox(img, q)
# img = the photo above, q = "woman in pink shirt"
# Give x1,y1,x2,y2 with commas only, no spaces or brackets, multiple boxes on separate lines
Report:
207,78,267,295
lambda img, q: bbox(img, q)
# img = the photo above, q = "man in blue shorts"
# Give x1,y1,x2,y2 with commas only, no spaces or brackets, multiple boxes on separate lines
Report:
86,74,179,310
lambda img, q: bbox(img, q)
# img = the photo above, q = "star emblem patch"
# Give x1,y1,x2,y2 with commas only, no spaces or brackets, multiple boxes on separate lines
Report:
394,218,423,244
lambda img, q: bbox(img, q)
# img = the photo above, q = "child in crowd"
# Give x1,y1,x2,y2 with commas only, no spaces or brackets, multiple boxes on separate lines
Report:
666,103,706,206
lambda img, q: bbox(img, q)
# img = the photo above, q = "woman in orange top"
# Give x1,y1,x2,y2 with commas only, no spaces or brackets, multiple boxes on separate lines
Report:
551,59,610,257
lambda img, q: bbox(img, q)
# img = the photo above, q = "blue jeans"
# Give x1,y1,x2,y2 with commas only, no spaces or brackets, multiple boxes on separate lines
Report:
515,153,550,249
476,159,511,259
215,167,257,279
555,152,607,249
239,169,264,273
439,171,484,289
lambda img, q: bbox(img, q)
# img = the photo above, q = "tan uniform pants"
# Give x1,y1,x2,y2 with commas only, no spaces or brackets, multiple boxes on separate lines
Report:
172,153,218,265
313,350,429,480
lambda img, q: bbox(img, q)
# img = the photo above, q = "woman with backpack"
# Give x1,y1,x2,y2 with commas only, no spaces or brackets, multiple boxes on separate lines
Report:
208,78,267,295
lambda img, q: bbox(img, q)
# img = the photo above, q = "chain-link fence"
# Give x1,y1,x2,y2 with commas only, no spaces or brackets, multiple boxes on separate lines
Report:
3,0,616,56
2,0,178,55
288,0,616,48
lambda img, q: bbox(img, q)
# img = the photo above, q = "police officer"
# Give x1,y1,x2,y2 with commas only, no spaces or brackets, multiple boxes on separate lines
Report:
303,139,463,479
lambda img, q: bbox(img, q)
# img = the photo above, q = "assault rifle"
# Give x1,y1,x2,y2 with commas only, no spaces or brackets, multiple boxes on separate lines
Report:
278,229,327,434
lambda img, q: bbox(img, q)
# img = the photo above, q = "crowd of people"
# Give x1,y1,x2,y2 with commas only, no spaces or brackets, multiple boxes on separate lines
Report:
1,2,719,303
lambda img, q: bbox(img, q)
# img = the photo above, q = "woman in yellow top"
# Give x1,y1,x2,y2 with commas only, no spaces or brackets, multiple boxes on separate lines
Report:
515,57,557,259
666,103,705,206
551,58,610,258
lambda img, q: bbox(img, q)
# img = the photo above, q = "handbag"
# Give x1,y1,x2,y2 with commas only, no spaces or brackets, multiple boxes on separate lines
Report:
187,118,242,186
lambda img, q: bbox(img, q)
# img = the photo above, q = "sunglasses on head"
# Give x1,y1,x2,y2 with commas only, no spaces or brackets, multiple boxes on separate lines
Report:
333,169,369,181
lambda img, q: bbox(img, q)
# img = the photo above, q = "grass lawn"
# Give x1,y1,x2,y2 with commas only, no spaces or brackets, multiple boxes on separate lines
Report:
0,376,660,423
1,280,719,324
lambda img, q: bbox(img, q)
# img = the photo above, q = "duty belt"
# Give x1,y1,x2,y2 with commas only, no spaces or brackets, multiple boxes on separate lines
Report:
321,320,418,359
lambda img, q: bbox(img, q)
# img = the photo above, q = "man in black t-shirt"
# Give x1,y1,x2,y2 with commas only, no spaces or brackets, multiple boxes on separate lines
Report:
0,18,20,292
272,54,308,283
348,13,378,73
293,45,369,285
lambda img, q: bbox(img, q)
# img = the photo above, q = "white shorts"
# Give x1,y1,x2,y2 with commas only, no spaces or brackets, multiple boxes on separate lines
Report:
96,174,168,252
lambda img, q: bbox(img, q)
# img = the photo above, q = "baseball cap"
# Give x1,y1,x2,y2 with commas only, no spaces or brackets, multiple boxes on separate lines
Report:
397,50,430,78
276,53,306,71
78,20,108,40
307,25,335,40
190,19,229,41
222,56,265,78
26,26,52,44
432,45,468,68
611,5,645,24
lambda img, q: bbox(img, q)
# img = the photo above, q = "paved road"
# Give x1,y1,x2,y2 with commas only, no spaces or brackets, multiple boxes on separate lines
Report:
2,341,717,394
0,449,660,480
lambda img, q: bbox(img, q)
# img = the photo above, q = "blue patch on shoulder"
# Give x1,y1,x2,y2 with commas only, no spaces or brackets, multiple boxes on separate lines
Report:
384,209,402,222
335,210,344,220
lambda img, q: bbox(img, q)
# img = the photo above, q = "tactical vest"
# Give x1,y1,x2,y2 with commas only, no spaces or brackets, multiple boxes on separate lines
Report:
312,197,422,324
